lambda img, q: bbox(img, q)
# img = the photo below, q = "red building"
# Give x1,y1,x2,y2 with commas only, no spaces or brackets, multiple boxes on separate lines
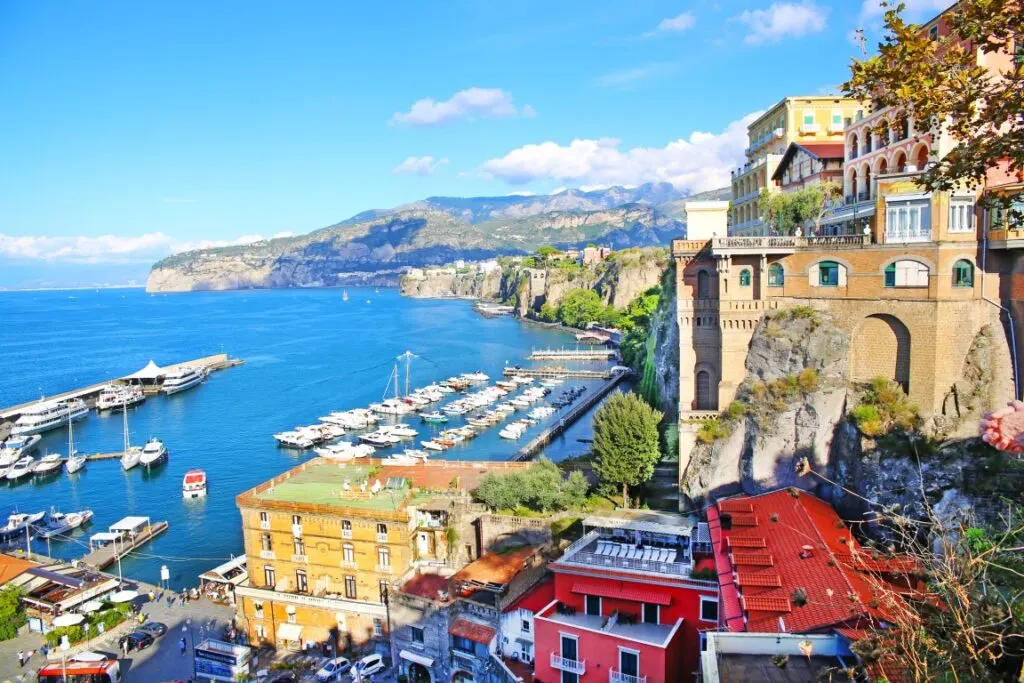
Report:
531,511,718,683
770,142,845,193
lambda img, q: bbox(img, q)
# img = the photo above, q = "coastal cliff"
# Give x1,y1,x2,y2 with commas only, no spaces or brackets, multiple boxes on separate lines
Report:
400,268,503,299
147,184,730,293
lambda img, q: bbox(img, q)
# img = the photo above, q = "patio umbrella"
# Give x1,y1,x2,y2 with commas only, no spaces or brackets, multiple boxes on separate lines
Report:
52,613,85,627
79,600,103,613
109,589,138,603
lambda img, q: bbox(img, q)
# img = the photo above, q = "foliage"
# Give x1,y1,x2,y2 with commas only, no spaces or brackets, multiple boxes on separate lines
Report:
843,1,1024,214
0,586,25,641
691,566,717,581
551,516,583,544
850,377,920,437
536,245,562,258
758,181,841,235
557,289,606,328
696,416,732,444
472,458,592,513
592,392,663,507
538,303,558,323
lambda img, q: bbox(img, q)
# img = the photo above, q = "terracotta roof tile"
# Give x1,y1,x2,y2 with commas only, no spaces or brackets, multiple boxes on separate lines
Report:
453,546,537,587
719,500,753,513
449,618,496,644
736,573,782,588
741,596,791,612
726,536,766,549
729,513,759,527
731,552,774,567
0,554,38,585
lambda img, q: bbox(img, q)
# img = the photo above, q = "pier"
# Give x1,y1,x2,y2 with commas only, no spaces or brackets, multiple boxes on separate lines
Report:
528,348,617,361
504,366,615,379
510,367,631,461
80,518,169,571
0,353,243,427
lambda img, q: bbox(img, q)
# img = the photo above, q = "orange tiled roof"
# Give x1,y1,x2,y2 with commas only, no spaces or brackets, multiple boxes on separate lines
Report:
449,618,496,644
452,546,537,586
0,554,38,584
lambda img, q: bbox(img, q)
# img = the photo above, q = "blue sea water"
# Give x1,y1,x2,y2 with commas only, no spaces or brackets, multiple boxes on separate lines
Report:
0,287,603,588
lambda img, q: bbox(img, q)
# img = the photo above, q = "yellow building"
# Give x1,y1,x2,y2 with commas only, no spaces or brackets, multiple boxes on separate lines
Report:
233,458,529,651
731,96,864,235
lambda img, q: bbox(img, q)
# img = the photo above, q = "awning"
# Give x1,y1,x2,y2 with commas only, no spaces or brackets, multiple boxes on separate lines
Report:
571,582,671,606
124,360,165,380
277,622,303,642
583,515,691,536
399,650,435,668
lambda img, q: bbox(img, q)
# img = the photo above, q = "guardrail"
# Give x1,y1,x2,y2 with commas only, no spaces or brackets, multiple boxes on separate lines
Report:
551,654,587,675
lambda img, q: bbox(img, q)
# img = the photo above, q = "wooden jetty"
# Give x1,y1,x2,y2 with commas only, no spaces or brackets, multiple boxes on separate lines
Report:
504,366,613,380
528,348,617,361
0,352,243,424
511,367,631,461
80,519,169,570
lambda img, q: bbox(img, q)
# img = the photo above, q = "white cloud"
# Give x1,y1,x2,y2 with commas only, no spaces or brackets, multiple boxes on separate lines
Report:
390,88,533,126
479,112,760,194
392,156,450,176
860,0,948,17
594,63,677,89
644,11,696,38
0,232,268,265
734,2,827,44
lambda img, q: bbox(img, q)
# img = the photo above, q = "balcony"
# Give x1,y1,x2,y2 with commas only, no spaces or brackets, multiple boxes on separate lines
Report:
376,564,393,574
377,532,388,543
610,670,647,683
453,649,478,666
828,123,845,134
259,550,275,560
799,123,820,135
541,606,678,648
557,530,692,578
292,524,303,538
260,519,270,530
551,654,586,675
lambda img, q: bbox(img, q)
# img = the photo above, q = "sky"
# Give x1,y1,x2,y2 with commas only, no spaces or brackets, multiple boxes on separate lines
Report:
0,0,955,287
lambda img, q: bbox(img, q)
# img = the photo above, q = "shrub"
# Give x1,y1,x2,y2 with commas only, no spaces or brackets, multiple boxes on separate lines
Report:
691,566,717,581
538,303,558,322
472,458,591,513
726,400,747,419
797,368,819,393
0,586,25,641
850,377,920,437
696,417,731,444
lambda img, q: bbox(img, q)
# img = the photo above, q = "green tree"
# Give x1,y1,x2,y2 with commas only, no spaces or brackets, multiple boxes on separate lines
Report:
0,586,25,641
473,472,524,510
557,289,605,328
536,245,562,259
844,1,1024,205
522,458,564,512
757,182,841,235
562,471,590,508
538,302,558,322
592,392,663,507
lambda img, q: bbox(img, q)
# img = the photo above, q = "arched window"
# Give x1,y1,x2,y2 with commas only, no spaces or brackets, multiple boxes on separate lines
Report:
894,151,907,173
739,269,751,287
884,260,929,288
915,145,929,170
818,261,840,287
695,370,713,410
768,263,784,287
697,270,710,298
953,260,974,288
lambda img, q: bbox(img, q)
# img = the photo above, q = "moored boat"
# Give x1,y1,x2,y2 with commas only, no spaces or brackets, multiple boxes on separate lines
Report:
140,438,168,467
96,384,145,411
31,453,63,477
0,435,41,466
6,457,34,481
35,509,93,539
12,398,88,436
421,440,445,452
182,469,207,499
161,366,204,395
420,412,448,424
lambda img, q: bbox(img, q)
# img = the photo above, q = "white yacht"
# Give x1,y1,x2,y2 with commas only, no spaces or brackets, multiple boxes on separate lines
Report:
32,453,63,477
161,366,204,395
96,384,145,411
0,511,45,547
6,457,34,481
120,405,143,470
140,438,168,467
0,435,41,466
421,440,445,452
387,424,418,438
182,469,207,499
370,398,412,416
11,398,88,436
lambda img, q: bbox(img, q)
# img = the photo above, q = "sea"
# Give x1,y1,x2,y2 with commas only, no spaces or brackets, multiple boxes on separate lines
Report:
0,287,608,588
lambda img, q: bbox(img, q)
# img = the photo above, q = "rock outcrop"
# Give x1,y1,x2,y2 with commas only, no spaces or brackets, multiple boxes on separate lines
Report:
400,268,503,299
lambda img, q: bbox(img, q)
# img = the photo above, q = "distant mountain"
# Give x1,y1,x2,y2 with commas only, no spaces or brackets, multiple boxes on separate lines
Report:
146,183,731,293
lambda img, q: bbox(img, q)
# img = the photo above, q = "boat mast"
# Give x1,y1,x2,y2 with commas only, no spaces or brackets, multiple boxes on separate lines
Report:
67,410,73,457
122,396,130,452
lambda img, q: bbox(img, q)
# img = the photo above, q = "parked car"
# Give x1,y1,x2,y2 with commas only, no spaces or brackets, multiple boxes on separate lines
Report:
138,621,168,637
316,656,352,681
350,653,385,680
118,630,155,652
267,673,299,683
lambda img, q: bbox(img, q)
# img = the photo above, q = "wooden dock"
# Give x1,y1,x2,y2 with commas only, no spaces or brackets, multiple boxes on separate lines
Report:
528,348,617,361
80,521,169,570
511,367,631,461
0,353,243,422
504,366,613,379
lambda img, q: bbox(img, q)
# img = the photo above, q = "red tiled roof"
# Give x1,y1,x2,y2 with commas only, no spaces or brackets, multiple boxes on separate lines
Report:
399,573,451,601
571,581,672,606
729,513,759,527
799,142,845,159
0,554,39,585
449,618,496,644
726,536,766,549
741,596,791,613
719,500,753,513
503,576,554,614
708,490,911,634
453,546,537,586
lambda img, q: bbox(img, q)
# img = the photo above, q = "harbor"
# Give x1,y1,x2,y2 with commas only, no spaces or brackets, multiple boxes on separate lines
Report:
80,516,169,571
528,347,618,361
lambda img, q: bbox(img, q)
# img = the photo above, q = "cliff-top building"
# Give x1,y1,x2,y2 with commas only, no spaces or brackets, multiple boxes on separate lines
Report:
730,96,864,236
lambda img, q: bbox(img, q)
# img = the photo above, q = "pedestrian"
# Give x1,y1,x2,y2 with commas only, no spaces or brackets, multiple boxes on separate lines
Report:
40,644,48,660
179,636,187,656
16,650,23,667
121,638,129,657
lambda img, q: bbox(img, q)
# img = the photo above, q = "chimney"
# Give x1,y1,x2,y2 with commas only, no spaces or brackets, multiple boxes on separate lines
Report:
799,545,814,559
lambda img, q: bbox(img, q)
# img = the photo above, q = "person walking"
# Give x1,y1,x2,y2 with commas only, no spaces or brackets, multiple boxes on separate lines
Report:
16,650,24,667
179,636,187,656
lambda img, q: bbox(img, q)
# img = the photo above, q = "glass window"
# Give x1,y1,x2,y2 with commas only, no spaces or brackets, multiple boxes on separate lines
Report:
261,533,272,552
342,520,352,538
953,260,974,288
521,618,530,633
739,269,751,287
293,536,304,556
411,626,425,643
259,511,268,524
642,603,659,624
286,606,296,624
831,111,843,125
264,566,275,588
373,618,383,637
700,597,719,622
885,260,929,288
343,544,355,563
767,263,784,287
453,636,474,653
377,523,388,536
296,569,308,593
803,112,815,125
949,200,975,233
378,547,390,567
819,261,839,287
291,515,301,525
253,601,264,619
344,575,357,599
585,595,601,616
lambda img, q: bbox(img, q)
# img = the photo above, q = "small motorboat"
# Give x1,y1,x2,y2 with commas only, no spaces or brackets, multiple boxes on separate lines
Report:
421,440,445,452
6,456,34,481
359,432,396,448
402,449,429,461
387,424,418,438
140,438,168,467
35,509,93,539
0,435,41,466
32,453,63,477
420,412,448,424
182,469,207,499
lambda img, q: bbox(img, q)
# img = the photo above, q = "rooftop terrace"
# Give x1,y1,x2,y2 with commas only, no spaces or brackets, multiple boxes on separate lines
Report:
538,604,679,647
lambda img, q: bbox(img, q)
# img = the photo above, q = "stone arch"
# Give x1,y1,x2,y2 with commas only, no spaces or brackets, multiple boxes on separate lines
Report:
852,313,911,392
452,671,474,683
697,269,710,298
892,149,907,173
875,155,888,177
911,143,930,171
848,132,859,158
848,167,859,197
407,662,432,683
859,162,872,198
695,366,717,410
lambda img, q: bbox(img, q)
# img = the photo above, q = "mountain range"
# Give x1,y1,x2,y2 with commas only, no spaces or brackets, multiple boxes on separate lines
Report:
146,182,730,292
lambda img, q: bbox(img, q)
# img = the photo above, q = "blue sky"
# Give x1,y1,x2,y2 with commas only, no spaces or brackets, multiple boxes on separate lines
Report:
0,0,953,284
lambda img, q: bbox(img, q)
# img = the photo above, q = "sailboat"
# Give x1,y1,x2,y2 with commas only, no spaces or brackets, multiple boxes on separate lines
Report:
119,398,143,470
65,410,86,474
342,289,349,301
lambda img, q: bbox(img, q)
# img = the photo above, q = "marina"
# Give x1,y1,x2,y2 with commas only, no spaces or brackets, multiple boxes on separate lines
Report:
81,516,169,570
528,347,618,361
503,365,615,379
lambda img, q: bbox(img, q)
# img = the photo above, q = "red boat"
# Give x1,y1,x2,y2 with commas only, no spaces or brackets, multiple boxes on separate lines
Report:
182,469,207,499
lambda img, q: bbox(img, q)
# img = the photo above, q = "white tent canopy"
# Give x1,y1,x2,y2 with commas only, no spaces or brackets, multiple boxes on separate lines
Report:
52,613,85,627
123,360,165,380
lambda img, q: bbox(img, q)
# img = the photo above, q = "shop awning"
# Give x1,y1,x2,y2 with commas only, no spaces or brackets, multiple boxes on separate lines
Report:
276,622,303,642
571,582,671,606
399,650,435,668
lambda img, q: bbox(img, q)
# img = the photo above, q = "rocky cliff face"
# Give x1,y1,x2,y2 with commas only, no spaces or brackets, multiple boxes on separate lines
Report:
400,268,503,299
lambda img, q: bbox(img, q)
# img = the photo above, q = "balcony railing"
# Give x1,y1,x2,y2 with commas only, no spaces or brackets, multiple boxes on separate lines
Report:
260,519,270,530
292,524,303,537
259,550,275,560
377,532,388,543
610,670,647,683
375,564,393,574
799,123,820,135
342,529,352,539
551,654,586,675
858,191,871,201
291,554,308,564
341,559,357,569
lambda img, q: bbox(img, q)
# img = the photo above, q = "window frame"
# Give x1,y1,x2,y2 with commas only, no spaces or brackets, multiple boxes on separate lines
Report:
293,536,305,556
261,533,272,552
738,269,751,287
411,626,425,644
948,199,976,234
377,546,390,567
953,260,975,288
818,261,840,287
263,565,276,589
344,574,357,599
343,543,355,564
584,594,601,616
884,260,929,288
699,596,720,622
373,618,384,638
295,569,308,594
767,263,784,287
642,603,660,624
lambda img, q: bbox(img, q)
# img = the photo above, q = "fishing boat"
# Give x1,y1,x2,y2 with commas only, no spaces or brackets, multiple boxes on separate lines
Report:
32,453,63,477
6,457,34,481
0,435,41,466
0,511,44,547
119,399,143,471
140,438,168,467
182,469,207,499
35,509,93,539
421,440,445,452
420,412,448,424
96,384,145,412
11,398,88,436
